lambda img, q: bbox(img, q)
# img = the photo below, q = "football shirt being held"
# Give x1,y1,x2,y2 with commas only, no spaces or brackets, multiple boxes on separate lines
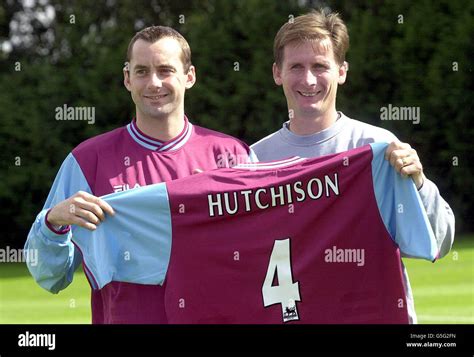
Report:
72,143,438,323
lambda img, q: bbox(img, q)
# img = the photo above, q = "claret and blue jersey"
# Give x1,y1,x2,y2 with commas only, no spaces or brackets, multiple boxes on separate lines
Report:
72,142,439,324
25,117,254,324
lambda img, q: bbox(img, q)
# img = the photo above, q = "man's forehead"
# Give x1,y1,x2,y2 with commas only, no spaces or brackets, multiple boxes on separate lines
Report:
130,38,183,67
284,38,335,62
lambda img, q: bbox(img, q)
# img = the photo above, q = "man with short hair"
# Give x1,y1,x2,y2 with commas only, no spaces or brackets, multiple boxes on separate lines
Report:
26,26,254,324
251,10,455,323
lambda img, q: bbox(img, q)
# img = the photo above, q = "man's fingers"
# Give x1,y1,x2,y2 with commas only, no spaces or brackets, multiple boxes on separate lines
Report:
75,192,115,217
389,149,412,168
71,216,98,231
400,165,415,177
47,192,113,228
76,190,98,201
386,145,421,177
74,200,106,222
400,160,423,177
74,208,101,225
395,152,414,170
97,199,115,216
384,141,411,160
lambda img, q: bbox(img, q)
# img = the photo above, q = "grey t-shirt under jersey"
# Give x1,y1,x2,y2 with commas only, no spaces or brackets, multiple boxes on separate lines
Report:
251,112,455,324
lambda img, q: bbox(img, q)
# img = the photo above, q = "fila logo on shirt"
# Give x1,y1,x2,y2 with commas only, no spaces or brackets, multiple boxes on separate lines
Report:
113,183,141,193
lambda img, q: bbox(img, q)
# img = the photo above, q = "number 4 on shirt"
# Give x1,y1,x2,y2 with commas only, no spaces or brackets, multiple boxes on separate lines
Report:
262,238,301,323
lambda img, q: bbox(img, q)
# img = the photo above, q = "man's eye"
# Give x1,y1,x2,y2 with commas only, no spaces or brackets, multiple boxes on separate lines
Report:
135,69,147,75
160,68,174,74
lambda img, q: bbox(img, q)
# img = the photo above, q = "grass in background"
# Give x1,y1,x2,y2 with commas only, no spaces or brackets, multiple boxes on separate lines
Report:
403,236,474,324
0,264,90,323
1,235,472,324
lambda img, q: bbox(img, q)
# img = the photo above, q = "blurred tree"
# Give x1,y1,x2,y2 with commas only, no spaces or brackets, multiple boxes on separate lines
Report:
183,0,303,142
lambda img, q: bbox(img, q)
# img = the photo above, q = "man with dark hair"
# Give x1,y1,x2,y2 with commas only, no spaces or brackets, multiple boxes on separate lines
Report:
25,26,255,324
251,10,455,323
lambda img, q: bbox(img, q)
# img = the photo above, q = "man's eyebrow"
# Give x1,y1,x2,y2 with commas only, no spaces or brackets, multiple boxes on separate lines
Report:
287,60,331,67
288,59,331,67
313,61,331,67
287,61,303,66
156,64,177,70
132,64,149,70
132,64,177,71
315,60,331,66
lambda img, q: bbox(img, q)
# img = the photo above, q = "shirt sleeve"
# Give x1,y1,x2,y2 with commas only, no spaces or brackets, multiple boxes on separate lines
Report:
24,153,86,293
417,178,455,258
71,182,172,290
368,131,455,259
248,148,259,163
370,142,439,261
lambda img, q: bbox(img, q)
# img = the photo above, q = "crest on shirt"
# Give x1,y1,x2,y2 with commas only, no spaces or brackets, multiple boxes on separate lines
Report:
282,299,299,322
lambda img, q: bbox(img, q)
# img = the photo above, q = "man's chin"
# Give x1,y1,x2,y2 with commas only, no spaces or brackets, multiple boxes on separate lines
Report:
144,108,172,119
148,112,170,120
299,106,324,117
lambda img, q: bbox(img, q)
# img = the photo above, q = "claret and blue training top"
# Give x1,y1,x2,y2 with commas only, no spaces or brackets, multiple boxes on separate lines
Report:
25,117,254,323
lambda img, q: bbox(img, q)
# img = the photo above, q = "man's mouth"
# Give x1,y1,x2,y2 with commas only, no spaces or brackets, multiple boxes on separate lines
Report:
297,90,322,97
144,94,168,100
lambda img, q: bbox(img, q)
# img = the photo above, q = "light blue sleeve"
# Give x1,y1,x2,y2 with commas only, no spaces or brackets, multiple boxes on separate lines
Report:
370,142,438,261
71,183,172,290
248,148,259,163
24,153,87,293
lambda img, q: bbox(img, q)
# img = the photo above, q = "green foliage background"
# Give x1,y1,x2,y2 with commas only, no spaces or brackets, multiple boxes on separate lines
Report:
0,0,472,248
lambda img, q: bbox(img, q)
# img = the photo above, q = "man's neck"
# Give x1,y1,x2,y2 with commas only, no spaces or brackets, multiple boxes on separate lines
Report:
135,112,185,142
288,110,339,136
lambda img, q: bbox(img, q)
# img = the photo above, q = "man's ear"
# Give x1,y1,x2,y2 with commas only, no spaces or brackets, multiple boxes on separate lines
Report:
338,61,349,85
185,65,196,89
272,63,283,86
123,64,131,92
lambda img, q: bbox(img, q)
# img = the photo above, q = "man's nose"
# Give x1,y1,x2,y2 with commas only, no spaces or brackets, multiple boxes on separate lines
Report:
303,69,317,86
149,72,163,87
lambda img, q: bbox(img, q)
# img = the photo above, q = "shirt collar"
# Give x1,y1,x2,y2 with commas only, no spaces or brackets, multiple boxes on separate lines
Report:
279,111,346,146
127,116,193,152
